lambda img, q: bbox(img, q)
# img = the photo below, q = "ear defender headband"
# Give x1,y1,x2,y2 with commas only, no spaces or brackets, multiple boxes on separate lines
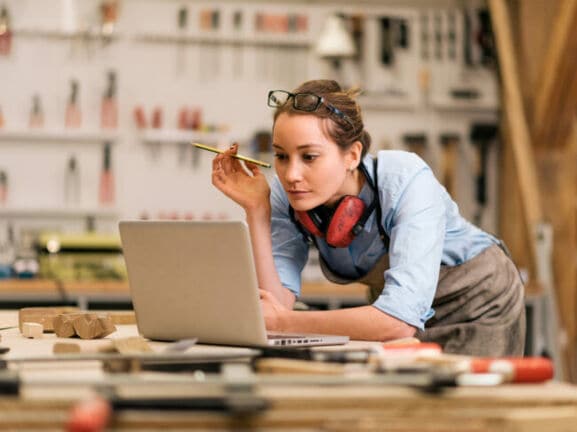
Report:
293,162,378,248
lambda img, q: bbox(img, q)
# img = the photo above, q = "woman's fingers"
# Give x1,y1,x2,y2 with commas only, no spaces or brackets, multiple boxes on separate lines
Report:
221,143,242,173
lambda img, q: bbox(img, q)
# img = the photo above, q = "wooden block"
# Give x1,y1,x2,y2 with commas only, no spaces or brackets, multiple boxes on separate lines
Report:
107,310,137,325
53,340,115,354
112,337,153,354
22,322,43,339
96,316,117,338
73,314,116,340
53,314,79,338
18,306,79,332
53,312,117,339
53,342,81,354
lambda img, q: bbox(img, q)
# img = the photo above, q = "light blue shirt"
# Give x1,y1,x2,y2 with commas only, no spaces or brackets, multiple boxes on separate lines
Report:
270,150,499,330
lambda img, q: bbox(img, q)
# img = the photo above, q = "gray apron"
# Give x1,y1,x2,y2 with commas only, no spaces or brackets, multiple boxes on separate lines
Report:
319,244,526,356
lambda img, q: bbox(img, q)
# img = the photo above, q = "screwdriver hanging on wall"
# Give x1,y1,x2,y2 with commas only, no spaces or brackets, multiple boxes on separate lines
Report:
470,123,498,226
440,133,460,199
175,6,188,74
463,7,474,67
477,8,496,67
379,17,394,66
232,10,244,78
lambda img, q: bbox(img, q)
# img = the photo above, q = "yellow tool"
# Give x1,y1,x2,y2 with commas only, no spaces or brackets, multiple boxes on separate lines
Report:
193,143,272,168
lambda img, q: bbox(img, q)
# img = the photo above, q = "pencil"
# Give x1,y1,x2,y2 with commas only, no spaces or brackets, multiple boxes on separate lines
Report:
192,143,272,168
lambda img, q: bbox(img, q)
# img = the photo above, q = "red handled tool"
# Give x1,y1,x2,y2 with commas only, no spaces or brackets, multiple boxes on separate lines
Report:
67,395,112,432
470,357,554,383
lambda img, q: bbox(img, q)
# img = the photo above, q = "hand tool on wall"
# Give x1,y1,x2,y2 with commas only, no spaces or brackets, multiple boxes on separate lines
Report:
232,10,244,79
0,5,12,56
198,9,211,80
65,79,82,129
100,0,119,43
477,8,496,68
98,142,115,206
450,87,480,100
29,94,44,129
210,9,221,79
177,106,190,167
64,155,81,206
0,170,7,206
0,170,8,206
470,123,498,226
439,133,460,198
379,17,394,66
100,71,117,129
175,6,188,74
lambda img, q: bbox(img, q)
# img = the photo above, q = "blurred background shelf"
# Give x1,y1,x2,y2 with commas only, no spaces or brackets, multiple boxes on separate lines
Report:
0,130,118,143
0,207,120,219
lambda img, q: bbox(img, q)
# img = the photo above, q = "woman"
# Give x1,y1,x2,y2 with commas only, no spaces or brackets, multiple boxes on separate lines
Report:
212,79,525,356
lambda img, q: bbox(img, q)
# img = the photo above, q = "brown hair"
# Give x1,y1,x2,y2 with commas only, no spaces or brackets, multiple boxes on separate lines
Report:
272,79,371,157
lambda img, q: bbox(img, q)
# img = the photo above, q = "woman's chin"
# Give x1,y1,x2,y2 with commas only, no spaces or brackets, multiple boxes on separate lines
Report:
288,199,316,212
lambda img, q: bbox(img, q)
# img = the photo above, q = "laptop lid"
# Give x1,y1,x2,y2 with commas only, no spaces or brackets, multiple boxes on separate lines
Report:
119,220,348,347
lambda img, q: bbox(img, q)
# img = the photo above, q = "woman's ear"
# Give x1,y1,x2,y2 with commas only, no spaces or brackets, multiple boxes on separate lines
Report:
347,140,363,170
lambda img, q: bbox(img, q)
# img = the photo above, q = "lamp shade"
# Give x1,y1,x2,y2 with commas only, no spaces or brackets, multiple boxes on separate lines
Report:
316,14,356,58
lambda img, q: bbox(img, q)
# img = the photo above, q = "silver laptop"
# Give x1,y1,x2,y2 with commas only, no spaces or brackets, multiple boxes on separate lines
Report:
119,220,349,347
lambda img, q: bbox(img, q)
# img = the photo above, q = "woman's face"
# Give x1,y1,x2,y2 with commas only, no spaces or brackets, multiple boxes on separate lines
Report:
272,112,359,212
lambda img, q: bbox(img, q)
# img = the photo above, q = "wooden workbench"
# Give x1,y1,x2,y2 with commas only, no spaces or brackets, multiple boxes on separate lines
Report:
0,279,369,309
0,311,576,431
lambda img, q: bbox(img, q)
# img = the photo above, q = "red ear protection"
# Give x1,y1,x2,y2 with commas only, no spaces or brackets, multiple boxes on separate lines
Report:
295,196,366,248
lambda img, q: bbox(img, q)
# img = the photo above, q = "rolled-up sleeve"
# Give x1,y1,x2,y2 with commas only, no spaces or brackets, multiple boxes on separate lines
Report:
270,177,310,297
372,167,445,329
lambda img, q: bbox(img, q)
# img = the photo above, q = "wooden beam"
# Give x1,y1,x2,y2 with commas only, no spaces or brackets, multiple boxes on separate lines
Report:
517,0,558,113
488,0,543,274
532,0,577,149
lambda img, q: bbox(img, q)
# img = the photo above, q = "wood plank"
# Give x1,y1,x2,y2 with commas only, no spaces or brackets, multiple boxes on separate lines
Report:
532,0,577,149
517,0,560,114
488,0,543,277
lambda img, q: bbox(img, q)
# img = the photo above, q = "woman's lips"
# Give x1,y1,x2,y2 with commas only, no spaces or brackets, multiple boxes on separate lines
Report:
287,190,310,199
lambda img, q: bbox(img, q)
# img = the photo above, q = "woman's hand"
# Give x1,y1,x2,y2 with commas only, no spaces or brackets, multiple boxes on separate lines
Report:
259,289,290,332
211,143,270,214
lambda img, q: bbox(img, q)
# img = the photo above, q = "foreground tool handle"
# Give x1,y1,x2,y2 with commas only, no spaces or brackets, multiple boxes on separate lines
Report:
67,395,112,432
470,357,554,383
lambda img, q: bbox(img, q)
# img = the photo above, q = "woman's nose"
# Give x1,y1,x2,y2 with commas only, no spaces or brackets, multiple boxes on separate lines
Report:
284,160,303,183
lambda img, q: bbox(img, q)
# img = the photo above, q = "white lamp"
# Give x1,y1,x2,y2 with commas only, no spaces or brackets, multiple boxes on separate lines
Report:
316,14,356,60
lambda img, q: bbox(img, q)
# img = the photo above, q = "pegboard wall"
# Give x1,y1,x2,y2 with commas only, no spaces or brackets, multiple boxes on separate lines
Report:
0,0,499,253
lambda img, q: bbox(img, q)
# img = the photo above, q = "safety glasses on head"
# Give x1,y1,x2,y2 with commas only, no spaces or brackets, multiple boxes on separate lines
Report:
267,89,355,133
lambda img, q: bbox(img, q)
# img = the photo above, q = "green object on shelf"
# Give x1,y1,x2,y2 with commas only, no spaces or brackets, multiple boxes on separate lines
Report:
35,232,127,282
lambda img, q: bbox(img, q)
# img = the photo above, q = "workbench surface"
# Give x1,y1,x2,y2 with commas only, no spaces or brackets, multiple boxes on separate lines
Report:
0,310,576,431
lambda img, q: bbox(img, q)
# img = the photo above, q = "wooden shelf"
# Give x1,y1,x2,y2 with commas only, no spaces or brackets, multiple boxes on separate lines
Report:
15,28,121,41
139,129,230,145
134,32,311,49
0,207,119,219
0,129,118,143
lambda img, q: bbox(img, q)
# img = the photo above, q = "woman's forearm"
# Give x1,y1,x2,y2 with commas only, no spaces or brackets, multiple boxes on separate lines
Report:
245,207,295,308
278,305,416,341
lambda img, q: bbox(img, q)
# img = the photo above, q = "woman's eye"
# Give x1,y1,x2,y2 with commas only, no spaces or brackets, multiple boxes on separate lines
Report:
274,153,287,161
303,154,318,162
